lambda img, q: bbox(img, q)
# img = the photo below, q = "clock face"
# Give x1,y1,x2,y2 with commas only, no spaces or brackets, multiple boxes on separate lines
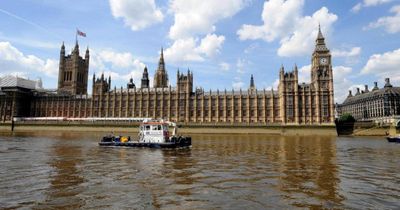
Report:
320,57,328,65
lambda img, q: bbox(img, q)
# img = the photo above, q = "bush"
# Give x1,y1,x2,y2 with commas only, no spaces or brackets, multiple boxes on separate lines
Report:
339,113,355,122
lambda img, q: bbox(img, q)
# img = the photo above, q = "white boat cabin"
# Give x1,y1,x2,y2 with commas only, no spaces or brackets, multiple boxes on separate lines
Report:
139,121,170,143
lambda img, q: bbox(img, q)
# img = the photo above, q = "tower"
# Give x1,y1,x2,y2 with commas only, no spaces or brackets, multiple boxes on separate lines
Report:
278,64,299,124
92,73,110,95
153,48,169,88
177,69,193,93
249,74,256,93
311,25,334,123
57,40,89,95
58,42,65,89
141,66,150,88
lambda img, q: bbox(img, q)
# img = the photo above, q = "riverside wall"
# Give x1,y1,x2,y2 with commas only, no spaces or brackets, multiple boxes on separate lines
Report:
0,121,337,136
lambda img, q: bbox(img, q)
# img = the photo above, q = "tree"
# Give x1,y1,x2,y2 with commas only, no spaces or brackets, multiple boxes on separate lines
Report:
339,113,355,122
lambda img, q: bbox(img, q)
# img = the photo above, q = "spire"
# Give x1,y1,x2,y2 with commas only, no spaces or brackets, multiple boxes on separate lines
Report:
314,25,328,52
158,47,165,72
250,74,255,88
317,23,324,40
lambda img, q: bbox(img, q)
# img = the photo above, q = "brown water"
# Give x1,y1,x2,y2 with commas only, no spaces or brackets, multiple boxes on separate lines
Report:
0,132,399,209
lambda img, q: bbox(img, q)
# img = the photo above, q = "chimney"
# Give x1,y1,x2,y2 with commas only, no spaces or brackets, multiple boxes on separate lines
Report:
348,90,352,97
364,85,369,93
355,88,360,95
372,81,379,91
384,78,393,88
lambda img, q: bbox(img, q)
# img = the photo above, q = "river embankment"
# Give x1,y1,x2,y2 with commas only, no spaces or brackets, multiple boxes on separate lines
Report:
0,121,338,136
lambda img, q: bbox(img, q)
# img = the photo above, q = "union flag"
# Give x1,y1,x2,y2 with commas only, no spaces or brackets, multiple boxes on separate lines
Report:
77,29,86,37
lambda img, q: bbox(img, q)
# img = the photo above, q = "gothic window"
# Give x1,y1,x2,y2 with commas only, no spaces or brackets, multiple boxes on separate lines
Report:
287,96,294,117
322,96,329,117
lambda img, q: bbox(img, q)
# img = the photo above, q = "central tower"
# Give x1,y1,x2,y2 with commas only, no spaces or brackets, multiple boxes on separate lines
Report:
153,48,169,88
57,41,89,95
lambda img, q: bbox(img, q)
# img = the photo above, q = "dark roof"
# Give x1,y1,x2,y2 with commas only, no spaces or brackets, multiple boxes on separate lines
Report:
342,87,400,105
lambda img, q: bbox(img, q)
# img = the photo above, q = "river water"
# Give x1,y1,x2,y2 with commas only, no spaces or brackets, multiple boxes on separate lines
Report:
0,132,399,209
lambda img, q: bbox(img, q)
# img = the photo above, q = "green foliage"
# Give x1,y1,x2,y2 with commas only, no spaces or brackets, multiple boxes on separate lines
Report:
339,113,355,122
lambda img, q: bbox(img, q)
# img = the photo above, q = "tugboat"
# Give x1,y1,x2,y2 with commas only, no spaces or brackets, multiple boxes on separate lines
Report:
387,135,400,143
99,119,191,148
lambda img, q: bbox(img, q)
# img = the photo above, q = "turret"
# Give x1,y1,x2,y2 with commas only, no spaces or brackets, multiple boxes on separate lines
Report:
279,64,284,80
364,85,369,93
60,42,65,57
384,78,393,88
108,76,112,91
85,47,90,63
57,42,66,90
348,90,353,97
355,87,360,96
372,82,379,91
73,39,79,56
141,66,149,88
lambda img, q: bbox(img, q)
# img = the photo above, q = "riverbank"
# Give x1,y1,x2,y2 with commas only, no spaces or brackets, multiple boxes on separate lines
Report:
0,122,337,136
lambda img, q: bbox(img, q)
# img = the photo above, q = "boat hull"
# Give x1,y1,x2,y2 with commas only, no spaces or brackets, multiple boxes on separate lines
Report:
387,137,400,143
99,137,191,148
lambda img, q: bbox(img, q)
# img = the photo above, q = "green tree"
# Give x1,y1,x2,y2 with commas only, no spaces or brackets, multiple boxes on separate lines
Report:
339,113,355,122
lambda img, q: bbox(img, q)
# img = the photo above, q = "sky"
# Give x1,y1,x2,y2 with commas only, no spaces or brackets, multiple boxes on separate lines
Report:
0,0,400,103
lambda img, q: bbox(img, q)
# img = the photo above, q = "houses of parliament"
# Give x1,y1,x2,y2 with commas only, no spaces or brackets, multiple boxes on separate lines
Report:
0,27,335,125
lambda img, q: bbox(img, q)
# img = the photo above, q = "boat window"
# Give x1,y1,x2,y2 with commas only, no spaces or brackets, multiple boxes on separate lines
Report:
145,125,150,130
157,125,162,130
152,125,158,130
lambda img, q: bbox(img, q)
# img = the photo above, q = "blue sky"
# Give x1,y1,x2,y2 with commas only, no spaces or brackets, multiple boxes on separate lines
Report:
0,0,399,103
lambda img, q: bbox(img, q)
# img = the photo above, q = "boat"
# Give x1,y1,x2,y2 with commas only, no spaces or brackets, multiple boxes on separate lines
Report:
99,119,191,148
387,135,400,143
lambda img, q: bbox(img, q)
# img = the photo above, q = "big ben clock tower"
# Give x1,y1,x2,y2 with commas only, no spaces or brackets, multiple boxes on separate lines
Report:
311,25,335,124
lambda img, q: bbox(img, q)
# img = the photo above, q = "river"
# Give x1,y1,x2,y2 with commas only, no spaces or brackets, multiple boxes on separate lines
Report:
0,132,399,209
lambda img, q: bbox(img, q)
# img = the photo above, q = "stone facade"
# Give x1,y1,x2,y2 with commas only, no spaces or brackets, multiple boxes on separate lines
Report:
57,41,89,95
1,27,335,125
337,78,400,121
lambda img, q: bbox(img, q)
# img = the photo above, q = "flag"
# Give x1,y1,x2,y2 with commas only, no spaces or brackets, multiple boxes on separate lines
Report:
77,29,86,37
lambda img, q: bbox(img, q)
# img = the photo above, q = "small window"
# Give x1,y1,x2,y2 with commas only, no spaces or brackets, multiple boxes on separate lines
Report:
145,125,150,130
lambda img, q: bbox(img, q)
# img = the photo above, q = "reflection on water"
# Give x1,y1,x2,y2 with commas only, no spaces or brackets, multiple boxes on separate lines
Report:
0,133,399,209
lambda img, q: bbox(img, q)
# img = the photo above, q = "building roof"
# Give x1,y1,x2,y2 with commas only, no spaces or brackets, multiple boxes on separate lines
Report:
342,86,400,105
0,75,42,90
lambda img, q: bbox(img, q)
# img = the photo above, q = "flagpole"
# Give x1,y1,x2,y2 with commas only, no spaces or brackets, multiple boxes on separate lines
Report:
75,28,78,45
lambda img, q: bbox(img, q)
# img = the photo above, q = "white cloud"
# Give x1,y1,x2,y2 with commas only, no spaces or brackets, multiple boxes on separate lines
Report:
237,0,337,57
197,34,225,57
238,0,304,42
351,0,392,13
332,47,362,57
0,41,58,77
164,38,204,63
332,47,362,65
236,58,251,74
109,0,163,31
277,7,337,57
333,66,354,103
168,0,248,40
165,0,248,63
232,76,245,90
298,64,311,83
365,5,400,33
164,34,225,63
267,78,280,90
90,48,146,85
361,48,400,82
219,62,230,71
